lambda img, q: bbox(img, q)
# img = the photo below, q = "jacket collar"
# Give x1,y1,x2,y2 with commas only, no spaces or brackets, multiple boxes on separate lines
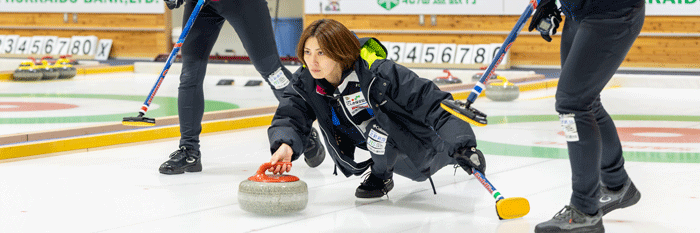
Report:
315,67,356,97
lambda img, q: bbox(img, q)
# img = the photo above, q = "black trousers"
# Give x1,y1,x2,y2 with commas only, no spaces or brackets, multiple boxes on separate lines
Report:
364,120,456,181
555,2,645,215
178,0,294,150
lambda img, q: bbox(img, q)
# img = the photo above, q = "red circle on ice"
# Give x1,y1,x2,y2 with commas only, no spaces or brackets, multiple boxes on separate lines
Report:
559,127,700,143
0,102,78,112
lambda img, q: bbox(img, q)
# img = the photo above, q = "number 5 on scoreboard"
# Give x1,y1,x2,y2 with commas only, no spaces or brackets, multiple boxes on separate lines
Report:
28,36,46,55
420,44,439,64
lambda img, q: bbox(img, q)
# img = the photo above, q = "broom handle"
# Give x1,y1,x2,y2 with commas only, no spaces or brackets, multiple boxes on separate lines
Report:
139,0,207,115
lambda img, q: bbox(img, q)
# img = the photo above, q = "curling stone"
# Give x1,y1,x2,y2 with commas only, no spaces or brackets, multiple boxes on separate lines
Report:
37,59,59,80
13,61,42,81
238,162,308,215
59,55,79,65
485,76,519,102
432,69,462,85
54,58,77,79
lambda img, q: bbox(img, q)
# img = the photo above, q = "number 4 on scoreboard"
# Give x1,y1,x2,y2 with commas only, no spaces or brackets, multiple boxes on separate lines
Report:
402,43,422,64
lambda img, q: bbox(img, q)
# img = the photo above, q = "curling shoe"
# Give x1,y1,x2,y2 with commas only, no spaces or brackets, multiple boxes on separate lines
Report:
535,205,604,233
159,146,202,175
303,127,326,168
599,178,641,216
355,172,394,198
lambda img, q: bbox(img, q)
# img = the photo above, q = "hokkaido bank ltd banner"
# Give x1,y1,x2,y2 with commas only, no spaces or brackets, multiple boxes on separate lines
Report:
0,0,165,14
307,0,700,16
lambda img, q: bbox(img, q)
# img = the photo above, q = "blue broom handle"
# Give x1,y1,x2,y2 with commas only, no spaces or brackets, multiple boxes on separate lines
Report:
467,0,541,104
140,0,207,114
472,168,504,201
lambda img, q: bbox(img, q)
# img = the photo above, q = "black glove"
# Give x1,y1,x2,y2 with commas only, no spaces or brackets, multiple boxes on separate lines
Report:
454,147,486,175
527,0,562,42
165,0,184,10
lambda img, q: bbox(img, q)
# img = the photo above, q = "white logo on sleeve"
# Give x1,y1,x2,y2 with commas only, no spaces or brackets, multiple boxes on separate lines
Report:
367,128,387,155
268,68,290,89
343,91,369,116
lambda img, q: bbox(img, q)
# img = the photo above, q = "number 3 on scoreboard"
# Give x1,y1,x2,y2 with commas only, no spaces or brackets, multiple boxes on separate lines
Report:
386,42,405,63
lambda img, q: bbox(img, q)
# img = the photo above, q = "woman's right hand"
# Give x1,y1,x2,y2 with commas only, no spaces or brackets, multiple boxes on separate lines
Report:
269,143,294,174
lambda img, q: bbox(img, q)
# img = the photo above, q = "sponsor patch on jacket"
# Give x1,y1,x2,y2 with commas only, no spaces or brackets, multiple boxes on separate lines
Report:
268,68,289,89
367,128,387,155
343,91,369,116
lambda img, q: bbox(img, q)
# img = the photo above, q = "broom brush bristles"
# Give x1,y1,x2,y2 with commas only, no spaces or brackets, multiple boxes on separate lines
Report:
122,113,156,127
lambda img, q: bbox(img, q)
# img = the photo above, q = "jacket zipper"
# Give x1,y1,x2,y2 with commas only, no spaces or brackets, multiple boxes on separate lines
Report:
366,77,377,111
293,85,367,172
335,96,368,139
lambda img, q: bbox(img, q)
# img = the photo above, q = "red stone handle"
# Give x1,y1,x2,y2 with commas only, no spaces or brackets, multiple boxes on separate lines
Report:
249,162,299,182
442,69,453,77
437,69,458,80
257,162,292,175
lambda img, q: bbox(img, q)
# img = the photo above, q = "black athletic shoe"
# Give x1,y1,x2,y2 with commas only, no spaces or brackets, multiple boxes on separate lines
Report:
159,146,202,175
535,205,604,233
355,173,394,198
599,178,641,216
303,127,326,168
453,147,486,175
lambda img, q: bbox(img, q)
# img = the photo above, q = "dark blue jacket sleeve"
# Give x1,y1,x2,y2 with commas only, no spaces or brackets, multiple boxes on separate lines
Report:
373,60,476,154
267,70,317,161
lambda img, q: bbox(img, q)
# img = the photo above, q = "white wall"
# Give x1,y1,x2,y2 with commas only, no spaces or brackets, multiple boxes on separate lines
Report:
170,0,304,56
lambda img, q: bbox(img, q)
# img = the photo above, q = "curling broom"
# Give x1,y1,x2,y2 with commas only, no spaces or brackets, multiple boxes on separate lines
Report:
472,168,530,220
122,0,207,127
441,0,541,127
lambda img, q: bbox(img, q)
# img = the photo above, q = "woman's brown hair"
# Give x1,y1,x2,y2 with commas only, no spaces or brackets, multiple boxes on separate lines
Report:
296,19,361,70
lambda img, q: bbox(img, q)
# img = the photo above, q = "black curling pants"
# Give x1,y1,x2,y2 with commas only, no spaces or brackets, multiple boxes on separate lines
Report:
178,0,294,150
364,120,457,182
555,2,645,215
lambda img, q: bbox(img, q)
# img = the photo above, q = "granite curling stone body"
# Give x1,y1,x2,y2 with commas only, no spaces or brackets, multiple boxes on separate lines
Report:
13,61,42,81
238,162,308,215
485,76,520,102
